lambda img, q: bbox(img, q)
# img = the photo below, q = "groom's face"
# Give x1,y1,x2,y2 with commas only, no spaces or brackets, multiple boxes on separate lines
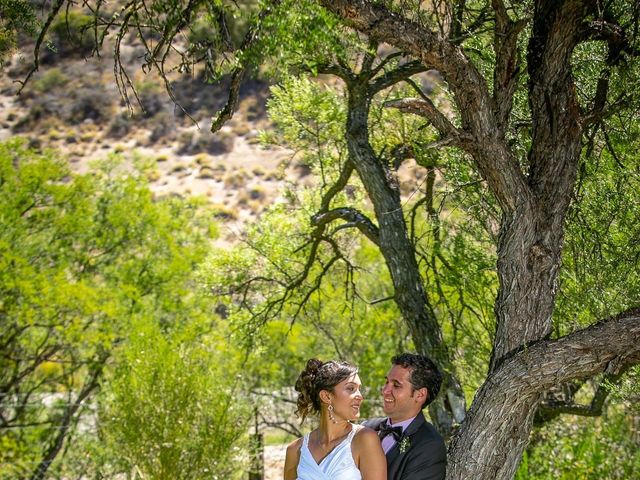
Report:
381,365,425,423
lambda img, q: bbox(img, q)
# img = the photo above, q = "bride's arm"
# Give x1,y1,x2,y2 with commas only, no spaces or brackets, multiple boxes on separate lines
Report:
283,437,302,480
354,427,387,480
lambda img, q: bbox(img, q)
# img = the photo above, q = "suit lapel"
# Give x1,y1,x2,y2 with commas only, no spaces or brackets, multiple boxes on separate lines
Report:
386,439,402,465
402,411,426,437
386,412,427,476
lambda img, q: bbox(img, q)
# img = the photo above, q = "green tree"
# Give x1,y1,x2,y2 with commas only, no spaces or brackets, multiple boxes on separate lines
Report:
98,317,250,480
0,0,37,64
0,139,231,479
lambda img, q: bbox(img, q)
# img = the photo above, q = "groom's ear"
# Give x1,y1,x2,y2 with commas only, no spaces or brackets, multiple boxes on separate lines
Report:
414,387,428,405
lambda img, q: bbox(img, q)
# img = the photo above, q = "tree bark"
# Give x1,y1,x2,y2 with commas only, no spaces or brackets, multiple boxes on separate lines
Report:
490,0,587,371
343,77,466,433
315,1,640,479
448,309,640,480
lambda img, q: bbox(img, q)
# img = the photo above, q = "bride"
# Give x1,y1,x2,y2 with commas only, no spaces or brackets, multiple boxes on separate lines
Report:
283,358,387,480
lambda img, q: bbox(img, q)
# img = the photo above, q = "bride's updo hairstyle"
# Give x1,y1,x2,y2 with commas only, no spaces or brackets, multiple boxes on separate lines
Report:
294,358,358,424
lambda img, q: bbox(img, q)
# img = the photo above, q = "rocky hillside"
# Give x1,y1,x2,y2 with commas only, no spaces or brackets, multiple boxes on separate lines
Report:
0,27,307,242
0,24,428,237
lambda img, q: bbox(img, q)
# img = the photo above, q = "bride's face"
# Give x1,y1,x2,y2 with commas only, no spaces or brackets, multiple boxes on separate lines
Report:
328,373,364,421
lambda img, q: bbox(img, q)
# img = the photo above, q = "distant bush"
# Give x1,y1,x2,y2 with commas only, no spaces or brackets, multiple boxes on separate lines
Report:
11,102,55,132
107,112,131,139
135,80,166,118
67,87,112,124
210,203,239,221
178,130,235,156
223,169,250,189
47,12,96,59
32,68,69,92
148,111,177,144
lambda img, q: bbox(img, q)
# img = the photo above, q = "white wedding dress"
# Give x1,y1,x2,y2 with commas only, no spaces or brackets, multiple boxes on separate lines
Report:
297,425,362,480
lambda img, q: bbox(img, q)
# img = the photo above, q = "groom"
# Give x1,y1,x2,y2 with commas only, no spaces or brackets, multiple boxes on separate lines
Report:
365,353,446,480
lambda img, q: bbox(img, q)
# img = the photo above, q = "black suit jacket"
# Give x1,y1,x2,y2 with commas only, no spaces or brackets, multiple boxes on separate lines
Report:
364,412,446,480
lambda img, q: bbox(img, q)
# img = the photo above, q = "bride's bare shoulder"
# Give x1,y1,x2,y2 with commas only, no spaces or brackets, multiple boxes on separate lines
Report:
286,436,303,454
353,425,381,446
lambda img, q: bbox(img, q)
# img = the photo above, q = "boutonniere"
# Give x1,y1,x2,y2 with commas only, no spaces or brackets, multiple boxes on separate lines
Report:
399,436,411,454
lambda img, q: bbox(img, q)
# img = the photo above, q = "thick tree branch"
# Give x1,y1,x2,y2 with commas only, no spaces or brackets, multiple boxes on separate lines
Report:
319,160,355,213
311,207,380,246
211,66,246,133
317,0,528,213
384,98,472,149
492,0,527,130
581,19,640,59
489,0,592,373
527,0,586,200
315,63,357,83
536,372,621,423
211,0,282,133
499,307,640,394
450,308,640,479
370,50,405,77
370,60,428,93
581,16,638,126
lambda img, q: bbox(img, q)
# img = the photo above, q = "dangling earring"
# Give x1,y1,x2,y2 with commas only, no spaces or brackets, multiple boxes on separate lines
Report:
328,403,338,424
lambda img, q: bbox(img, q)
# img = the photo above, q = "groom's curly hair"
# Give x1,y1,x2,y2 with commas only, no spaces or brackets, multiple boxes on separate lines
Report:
294,358,358,424
392,353,442,408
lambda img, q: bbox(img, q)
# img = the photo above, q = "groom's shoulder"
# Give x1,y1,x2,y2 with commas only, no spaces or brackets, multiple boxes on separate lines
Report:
412,419,446,455
362,416,386,429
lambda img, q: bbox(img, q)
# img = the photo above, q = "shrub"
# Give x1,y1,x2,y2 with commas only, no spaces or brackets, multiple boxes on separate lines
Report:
148,111,177,144
67,88,112,124
223,169,250,189
248,185,266,200
197,166,217,179
32,68,69,92
100,318,250,480
178,130,235,156
107,112,132,139
136,80,166,118
516,408,640,480
47,12,96,58
210,203,239,221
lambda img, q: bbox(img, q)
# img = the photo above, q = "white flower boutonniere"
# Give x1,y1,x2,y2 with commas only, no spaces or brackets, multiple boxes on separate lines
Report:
399,436,411,454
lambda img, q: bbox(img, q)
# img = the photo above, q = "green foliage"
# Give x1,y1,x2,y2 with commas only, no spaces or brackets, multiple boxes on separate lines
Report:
98,317,250,480
0,139,220,478
264,76,347,169
516,410,640,480
556,117,640,330
256,0,359,75
31,67,69,92
605,366,640,412
0,0,38,63
49,11,96,56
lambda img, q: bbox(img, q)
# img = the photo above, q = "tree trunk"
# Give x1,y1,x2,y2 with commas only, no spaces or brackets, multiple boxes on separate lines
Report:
448,310,640,480
490,0,585,372
344,79,466,433
314,1,640,479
